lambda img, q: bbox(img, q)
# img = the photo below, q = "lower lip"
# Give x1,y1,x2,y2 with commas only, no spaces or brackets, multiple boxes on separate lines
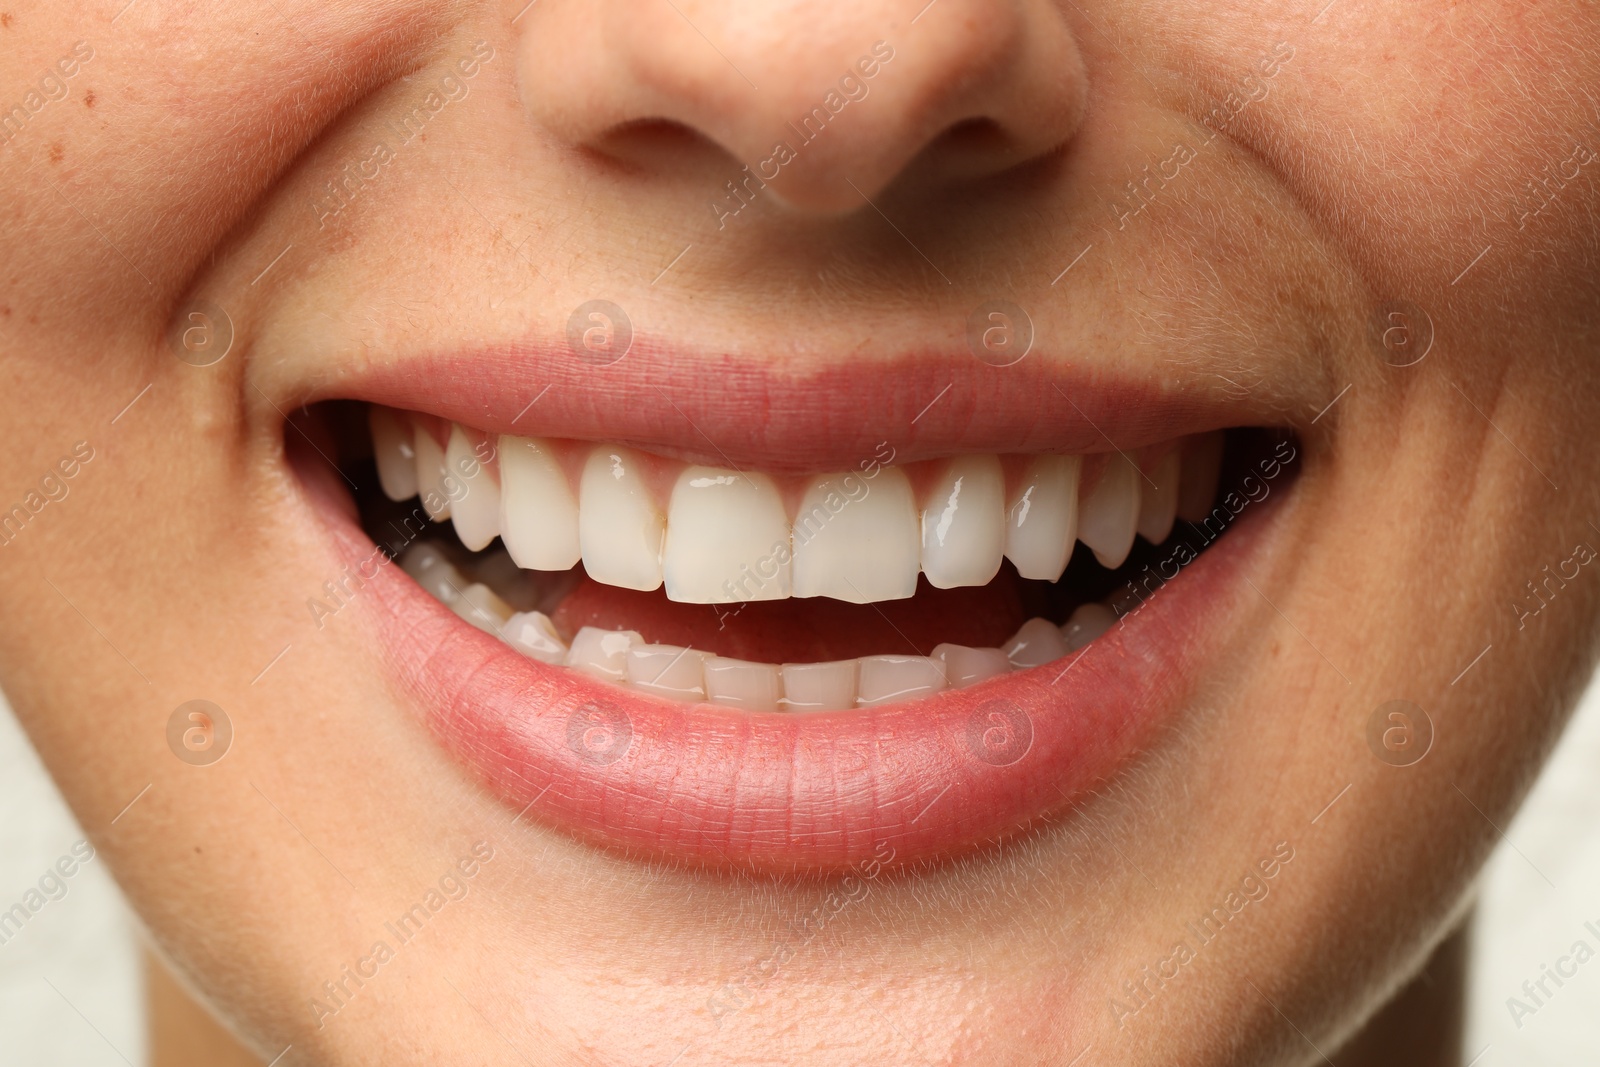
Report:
320,484,1281,873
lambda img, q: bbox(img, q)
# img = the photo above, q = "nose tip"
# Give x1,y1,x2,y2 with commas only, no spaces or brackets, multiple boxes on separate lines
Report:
518,1,1088,214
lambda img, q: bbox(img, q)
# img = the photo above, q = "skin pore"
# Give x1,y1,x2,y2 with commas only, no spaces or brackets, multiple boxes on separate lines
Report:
1,1,1599,1064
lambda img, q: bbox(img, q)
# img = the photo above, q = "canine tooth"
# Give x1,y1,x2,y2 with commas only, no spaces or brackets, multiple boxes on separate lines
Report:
791,467,919,603
499,436,582,571
1077,459,1139,569
566,626,642,683
780,660,858,711
626,644,709,702
1005,454,1080,580
1003,617,1067,669
502,611,567,664
579,447,665,591
920,455,1005,589
1136,451,1180,545
401,543,464,604
414,429,452,520
1177,432,1224,522
1061,602,1116,652
452,582,513,634
857,655,947,707
932,643,1011,688
446,426,501,552
369,407,418,502
663,467,791,603
704,657,783,712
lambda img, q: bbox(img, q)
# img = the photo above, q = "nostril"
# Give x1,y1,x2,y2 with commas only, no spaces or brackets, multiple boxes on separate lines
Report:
593,118,726,174
934,117,1012,160
518,0,1088,212
914,117,1043,184
942,117,1007,148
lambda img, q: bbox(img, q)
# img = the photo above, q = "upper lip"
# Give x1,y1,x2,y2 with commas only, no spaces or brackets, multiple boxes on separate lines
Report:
302,342,1252,472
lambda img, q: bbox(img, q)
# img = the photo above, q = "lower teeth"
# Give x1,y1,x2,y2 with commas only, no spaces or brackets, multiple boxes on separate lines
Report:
399,541,1118,712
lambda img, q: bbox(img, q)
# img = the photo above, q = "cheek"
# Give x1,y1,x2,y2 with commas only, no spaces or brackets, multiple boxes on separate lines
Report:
1233,3,1600,302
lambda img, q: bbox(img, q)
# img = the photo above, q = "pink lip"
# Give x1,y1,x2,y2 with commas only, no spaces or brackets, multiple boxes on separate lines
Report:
312,478,1280,873
296,345,1282,870
306,344,1235,472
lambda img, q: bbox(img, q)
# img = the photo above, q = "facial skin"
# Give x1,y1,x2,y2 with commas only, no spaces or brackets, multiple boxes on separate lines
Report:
1,0,1598,1063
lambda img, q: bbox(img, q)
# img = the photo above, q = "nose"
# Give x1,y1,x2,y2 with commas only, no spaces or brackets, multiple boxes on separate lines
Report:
517,1,1089,214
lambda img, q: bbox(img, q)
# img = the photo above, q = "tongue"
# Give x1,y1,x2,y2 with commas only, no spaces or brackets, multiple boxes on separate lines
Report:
551,570,1032,663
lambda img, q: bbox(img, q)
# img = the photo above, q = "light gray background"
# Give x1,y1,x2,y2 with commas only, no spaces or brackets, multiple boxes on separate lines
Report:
0,675,1596,1066
0,692,141,1066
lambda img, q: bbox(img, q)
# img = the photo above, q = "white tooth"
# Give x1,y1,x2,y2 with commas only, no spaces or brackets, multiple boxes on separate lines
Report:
1077,459,1139,569
566,627,642,683
469,547,538,612
1136,451,1180,545
369,407,417,502
446,426,502,552
919,455,1006,589
704,657,783,712
857,655,947,707
1061,602,1116,652
579,447,665,591
414,429,452,520
626,644,709,702
1176,432,1225,522
1003,616,1068,669
663,467,791,604
780,660,858,711
791,467,919,603
401,544,464,605
502,611,568,664
931,643,1012,688
1005,454,1080,581
499,436,582,571
452,582,513,635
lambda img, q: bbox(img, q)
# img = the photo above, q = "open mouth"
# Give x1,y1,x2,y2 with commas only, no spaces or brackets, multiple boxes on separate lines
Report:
291,354,1299,872
362,409,1226,709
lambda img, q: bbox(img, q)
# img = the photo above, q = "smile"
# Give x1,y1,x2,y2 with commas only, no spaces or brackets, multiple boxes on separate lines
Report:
296,350,1298,871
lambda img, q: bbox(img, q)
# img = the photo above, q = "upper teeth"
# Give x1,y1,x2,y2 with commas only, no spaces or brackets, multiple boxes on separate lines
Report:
368,407,1222,604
